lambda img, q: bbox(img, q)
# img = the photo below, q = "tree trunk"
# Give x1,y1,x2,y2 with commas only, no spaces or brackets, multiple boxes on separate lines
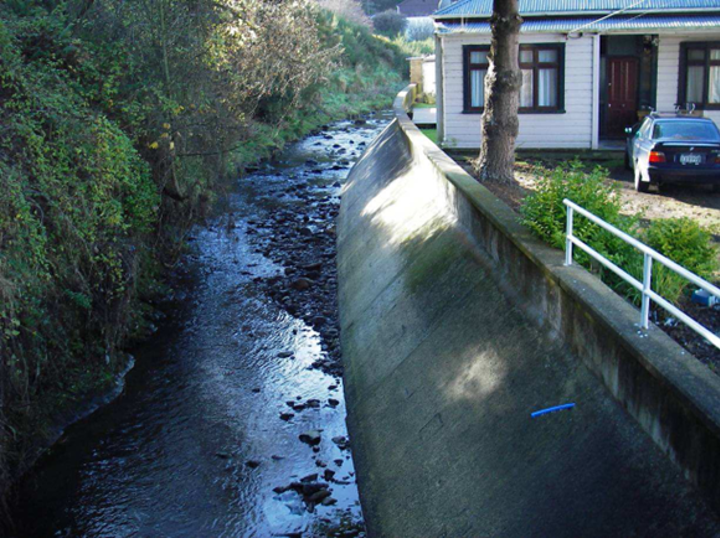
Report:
476,0,522,183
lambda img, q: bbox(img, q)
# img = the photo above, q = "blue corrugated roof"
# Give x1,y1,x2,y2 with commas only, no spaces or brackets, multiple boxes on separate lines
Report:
434,0,720,18
437,13,720,32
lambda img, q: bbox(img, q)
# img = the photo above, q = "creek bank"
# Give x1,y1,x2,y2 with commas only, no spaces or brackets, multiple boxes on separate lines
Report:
9,113,389,538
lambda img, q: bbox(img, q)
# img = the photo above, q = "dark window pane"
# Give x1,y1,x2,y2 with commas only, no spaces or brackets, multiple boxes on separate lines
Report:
538,49,558,63
470,51,488,64
688,48,705,61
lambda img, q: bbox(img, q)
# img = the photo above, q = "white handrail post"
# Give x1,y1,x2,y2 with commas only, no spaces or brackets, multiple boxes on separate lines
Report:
565,205,574,266
641,253,653,329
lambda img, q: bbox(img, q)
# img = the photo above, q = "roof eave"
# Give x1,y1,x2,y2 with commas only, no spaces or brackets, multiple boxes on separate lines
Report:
433,7,720,20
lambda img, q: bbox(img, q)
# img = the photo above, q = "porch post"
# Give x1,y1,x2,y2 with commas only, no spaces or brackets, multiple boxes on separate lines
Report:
591,33,601,150
435,34,445,145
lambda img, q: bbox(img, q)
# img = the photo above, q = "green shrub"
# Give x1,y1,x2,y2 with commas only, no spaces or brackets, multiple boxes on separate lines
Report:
644,218,718,304
520,161,719,307
373,10,407,37
0,0,409,505
519,160,631,250
645,218,718,278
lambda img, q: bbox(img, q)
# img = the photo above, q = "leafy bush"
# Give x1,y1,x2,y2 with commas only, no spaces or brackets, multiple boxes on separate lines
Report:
405,18,435,41
644,218,719,304
388,35,435,57
373,9,407,37
519,161,718,307
365,0,404,15
0,0,409,505
316,0,371,26
519,161,629,250
645,218,718,278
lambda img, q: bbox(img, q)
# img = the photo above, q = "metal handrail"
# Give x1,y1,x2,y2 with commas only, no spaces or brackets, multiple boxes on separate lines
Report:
563,199,720,349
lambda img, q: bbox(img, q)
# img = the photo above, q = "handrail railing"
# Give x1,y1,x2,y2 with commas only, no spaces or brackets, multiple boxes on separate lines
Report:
563,199,720,349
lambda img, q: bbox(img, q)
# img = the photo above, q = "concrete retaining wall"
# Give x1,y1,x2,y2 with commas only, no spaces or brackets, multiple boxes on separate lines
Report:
337,85,720,536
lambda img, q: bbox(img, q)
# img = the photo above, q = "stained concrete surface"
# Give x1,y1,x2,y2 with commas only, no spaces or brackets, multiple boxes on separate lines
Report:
338,120,720,537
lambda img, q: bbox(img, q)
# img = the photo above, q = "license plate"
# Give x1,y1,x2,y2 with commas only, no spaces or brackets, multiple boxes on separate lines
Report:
680,153,702,165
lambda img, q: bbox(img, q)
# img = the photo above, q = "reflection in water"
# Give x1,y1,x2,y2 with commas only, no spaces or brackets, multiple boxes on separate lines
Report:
12,113,390,537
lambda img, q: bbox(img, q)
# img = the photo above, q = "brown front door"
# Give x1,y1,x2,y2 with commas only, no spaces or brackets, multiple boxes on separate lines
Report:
606,57,639,137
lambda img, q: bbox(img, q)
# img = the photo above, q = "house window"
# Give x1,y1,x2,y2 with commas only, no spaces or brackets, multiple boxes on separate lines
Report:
680,42,720,109
463,44,564,113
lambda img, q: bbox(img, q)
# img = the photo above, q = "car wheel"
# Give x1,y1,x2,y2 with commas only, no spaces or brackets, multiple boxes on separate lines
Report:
634,162,650,193
624,150,631,171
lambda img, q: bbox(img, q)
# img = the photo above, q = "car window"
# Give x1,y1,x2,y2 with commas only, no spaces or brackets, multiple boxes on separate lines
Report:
652,121,720,140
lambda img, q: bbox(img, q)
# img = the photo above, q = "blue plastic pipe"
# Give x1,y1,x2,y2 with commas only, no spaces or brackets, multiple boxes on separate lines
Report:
531,403,575,418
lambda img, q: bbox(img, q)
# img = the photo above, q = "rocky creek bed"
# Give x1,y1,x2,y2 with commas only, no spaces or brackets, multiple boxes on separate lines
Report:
9,112,391,538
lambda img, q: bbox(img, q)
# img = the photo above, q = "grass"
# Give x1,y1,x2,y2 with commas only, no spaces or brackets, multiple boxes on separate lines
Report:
420,128,438,143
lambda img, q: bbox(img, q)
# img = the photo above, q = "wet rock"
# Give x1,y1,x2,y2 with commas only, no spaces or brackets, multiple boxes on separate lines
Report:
306,399,321,408
332,436,349,450
323,469,336,481
308,489,332,504
216,452,232,459
328,398,340,407
251,387,261,393
279,412,295,421
245,460,261,468
302,261,323,271
291,277,313,291
277,351,294,359
299,430,322,446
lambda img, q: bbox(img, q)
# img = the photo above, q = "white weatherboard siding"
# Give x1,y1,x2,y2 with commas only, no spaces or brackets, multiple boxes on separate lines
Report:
656,33,720,126
440,34,594,149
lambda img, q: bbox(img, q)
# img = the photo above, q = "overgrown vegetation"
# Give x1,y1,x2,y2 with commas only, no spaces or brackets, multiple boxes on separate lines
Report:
373,9,407,37
0,0,409,507
315,0,371,26
520,161,719,306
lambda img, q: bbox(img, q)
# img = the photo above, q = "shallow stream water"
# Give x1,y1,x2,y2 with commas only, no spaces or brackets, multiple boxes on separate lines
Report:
11,112,391,538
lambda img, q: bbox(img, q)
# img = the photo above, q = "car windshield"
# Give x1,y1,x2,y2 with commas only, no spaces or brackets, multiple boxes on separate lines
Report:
652,121,720,141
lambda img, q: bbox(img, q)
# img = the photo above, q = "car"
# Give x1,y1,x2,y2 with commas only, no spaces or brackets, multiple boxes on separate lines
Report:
625,113,720,193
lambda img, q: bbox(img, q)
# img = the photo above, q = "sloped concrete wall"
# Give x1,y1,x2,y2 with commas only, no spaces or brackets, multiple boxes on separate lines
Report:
337,86,720,537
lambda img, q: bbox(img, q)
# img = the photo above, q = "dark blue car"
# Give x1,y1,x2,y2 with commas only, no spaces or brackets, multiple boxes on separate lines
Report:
625,113,720,193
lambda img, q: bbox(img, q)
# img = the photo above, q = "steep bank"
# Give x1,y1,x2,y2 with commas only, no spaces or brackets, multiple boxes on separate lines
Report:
0,0,407,506
337,101,720,535
10,114,390,538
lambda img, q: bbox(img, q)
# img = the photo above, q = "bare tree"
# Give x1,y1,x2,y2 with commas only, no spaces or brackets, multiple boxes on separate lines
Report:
475,0,522,183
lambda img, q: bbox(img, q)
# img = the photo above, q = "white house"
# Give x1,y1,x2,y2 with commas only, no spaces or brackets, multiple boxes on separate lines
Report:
431,0,720,149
